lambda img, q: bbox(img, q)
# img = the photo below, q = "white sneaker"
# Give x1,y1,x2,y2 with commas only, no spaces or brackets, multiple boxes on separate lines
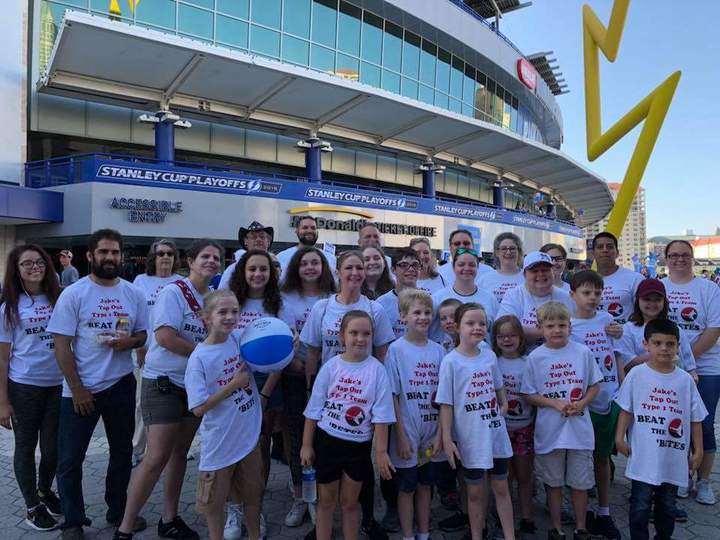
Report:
678,478,692,498
284,498,308,527
224,503,244,540
696,479,717,505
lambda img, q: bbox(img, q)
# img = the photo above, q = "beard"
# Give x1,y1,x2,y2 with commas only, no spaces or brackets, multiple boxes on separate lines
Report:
298,232,318,246
92,259,121,279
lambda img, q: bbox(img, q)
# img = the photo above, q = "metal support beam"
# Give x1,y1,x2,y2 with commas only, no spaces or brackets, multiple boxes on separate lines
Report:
433,130,490,154
493,178,506,208
416,160,444,198
138,110,191,164
298,136,333,182
245,76,296,118
315,94,370,129
377,114,436,144
161,53,204,108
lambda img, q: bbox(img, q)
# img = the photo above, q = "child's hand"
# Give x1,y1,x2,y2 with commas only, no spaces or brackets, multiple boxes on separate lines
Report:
615,438,631,457
605,322,623,339
499,401,509,417
431,432,443,457
292,329,300,354
300,445,315,468
552,400,571,415
229,362,250,390
689,449,703,473
565,402,584,416
397,435,413,460
375,451,396,480
443,437,461,470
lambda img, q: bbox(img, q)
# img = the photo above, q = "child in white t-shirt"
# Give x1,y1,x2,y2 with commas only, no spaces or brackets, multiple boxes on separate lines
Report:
301,310,396,540
184,290,264,540
615,319,706,540
520,302,602,540
436,303,514,540
436,297,461,353
385,290,445,540
569,270,624,538
492,314,536,538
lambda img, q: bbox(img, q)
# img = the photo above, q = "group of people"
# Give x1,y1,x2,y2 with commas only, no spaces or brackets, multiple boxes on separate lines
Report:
0,218,718,540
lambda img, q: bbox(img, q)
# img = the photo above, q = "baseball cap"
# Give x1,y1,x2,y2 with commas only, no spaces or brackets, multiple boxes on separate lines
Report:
636,278,666,299
59,250,73,258
522,251,553,271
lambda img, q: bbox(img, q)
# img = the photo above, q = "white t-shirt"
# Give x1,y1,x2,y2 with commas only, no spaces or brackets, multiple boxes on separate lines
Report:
385,337,445,467
217,249,247,290
416,274,448,296
143,278,206,387
431,286,499,340
132,273,182,350
498,285,574,350
281,291,327,364
185,331,262,471
300,295,395,365
570,312,622,414
662,276,720,375
617,321,697,373
615,363,707,487
477,270,524,304
598,267,644,324
47,277,147,397
304,354,396,442
497,356,534,430
0,294,62,386
438,261,494,289
435,347,513,468
276,246,337,283
557,282,571,292
520,341,603,454
377,290,406,340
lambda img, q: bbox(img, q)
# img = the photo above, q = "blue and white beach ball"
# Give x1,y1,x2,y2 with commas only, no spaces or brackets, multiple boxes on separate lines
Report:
240,317,294,373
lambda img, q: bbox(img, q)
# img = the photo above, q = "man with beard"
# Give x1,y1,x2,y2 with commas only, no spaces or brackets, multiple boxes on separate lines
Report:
277,215,336,281
218,221,274,289
48,229,148,540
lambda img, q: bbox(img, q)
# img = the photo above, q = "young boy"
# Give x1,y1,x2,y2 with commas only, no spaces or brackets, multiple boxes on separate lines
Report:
520,302,602,540
384,289,445,540
569,271,624,539
377,249,422,340
436,298,461,353
615,319,706,540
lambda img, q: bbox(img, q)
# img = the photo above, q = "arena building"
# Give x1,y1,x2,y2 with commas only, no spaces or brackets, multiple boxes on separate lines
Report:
1,0,614,274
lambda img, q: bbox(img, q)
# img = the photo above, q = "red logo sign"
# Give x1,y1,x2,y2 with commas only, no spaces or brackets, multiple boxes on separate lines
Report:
489,397,498,417
681,307,698,322
668,418,683,439
607,303,624,318
517,59,538,90
345,406,366,427
508,399,523,417
604,355,614,372
570,388,583,402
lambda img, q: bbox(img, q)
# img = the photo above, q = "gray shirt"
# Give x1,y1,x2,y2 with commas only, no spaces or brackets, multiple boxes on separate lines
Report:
60,265,79,287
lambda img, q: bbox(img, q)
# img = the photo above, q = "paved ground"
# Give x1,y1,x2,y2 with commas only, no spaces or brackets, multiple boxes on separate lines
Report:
1,422,719,540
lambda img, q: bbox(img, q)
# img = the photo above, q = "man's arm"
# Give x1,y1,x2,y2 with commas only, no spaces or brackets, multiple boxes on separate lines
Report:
54,334,95,416
691,327,720,359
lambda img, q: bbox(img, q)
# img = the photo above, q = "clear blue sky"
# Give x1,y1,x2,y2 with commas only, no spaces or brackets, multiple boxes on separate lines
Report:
500,0,720,237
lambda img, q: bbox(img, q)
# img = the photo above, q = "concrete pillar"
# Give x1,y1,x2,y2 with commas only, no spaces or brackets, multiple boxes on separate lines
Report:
297,136,333,182
138,111,191,164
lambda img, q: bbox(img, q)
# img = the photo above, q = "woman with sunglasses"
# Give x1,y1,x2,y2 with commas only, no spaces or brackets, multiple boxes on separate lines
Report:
478,233,525,303
539,243,570,291
431,247,499,337
130,240,182,466
0,245,63,530
410,238,446,295
662,240,720,505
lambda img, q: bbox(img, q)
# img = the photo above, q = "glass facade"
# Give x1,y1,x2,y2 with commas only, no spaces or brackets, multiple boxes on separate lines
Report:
39,0,548,144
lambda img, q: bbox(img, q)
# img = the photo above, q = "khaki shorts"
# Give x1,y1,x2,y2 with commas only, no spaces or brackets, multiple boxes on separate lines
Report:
196,444,264,514
535,449,594,490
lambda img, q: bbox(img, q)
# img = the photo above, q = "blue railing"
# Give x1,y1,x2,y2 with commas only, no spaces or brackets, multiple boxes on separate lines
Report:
24,153,577,227
445,0,527,59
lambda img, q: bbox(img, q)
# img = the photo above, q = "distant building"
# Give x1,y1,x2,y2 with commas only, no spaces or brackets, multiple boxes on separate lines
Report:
648,231,720,272
584,183,646,269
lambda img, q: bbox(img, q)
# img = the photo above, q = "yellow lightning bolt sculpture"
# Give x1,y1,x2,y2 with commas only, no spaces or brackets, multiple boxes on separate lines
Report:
583,0,680,238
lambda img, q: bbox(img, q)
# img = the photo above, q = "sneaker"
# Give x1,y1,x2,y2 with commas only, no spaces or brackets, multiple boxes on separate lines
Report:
439,511,469,532
112,531,133,540
62,526,85,540
380,507,400,533
107,515,147,533
224,504,244,540
673,507,689,523
572,529,591,540
38,490,63,517
518,519,537,540
547,529,566,540
361,518,389,540
587,513,621,540
440,490,460,510
158,516,200,539
284,499,308,527
26,505,58,531
696,479,717,505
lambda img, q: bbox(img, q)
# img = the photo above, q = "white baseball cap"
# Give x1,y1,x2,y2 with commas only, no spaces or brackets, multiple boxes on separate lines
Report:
522,251,553,271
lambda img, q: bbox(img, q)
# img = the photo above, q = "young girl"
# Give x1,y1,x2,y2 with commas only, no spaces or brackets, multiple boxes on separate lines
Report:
0,245,62,530
436,303,515,540
280,247,336,526
619,278,698,379
184,290,264,540
436,298,461,353
301,311,396,540
361,246,394,300
492,315,536,539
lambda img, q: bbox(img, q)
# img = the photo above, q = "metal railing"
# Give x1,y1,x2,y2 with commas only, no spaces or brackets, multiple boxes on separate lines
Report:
445,0,527,58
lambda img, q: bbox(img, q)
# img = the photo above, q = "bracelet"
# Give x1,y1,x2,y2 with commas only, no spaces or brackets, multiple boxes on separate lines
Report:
260,392,270,400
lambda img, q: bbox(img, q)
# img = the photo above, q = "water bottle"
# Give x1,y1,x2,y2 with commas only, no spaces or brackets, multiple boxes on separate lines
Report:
302,466,317,503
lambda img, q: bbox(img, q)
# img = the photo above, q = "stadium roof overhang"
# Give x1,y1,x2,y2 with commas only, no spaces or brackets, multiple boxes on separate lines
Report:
38,12,612,225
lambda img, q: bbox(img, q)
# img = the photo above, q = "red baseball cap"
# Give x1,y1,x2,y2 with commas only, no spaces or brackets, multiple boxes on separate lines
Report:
637,278,666,299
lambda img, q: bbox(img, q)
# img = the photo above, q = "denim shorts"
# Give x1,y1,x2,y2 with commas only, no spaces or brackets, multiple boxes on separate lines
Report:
395,462,437,492
697,375,720,452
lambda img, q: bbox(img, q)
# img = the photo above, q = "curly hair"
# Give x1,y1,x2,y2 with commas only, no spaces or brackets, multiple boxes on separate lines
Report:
229,249,282,316
280,247,336,296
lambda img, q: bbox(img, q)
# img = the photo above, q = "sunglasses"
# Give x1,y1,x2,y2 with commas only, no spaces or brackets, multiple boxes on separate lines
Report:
156,250,175,257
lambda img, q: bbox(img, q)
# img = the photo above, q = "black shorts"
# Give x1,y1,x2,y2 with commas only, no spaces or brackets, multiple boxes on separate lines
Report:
314,428,372,484
140,377,193,425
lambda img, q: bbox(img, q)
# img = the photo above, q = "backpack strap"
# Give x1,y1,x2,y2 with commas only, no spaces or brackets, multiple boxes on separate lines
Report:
174,280,202,314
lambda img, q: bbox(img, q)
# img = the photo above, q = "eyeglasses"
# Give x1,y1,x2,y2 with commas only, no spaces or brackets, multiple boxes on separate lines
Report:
550,255,566,262
156,250,175,257
454,248,478,257
666,253,692,261
498,247,518,253
497,333,520,340
19,259,47,269
396,261,421,270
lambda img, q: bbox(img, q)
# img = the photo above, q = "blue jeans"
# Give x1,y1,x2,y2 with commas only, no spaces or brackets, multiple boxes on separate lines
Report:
697,375,720,452
57,373,136,528
629,480,677,540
